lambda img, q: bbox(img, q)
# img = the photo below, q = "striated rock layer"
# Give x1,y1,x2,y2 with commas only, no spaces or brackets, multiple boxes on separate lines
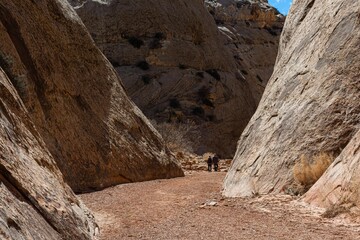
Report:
206,0,284,102
70,0,283,157
0,0,183,193
224,0,360,197
304,129,360,208
0,68,96,239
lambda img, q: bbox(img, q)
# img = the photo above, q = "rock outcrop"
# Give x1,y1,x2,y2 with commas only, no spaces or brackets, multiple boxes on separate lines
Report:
206,0,284,102
224,0,360,197
0,0,183,193
70,0,283,157
304,129,360,208
0,68,96,239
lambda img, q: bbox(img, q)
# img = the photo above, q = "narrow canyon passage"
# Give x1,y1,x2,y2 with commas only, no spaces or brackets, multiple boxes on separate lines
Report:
79,172,360,240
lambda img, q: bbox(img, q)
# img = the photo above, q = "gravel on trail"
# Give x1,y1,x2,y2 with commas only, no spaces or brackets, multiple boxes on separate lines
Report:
79,171,360,240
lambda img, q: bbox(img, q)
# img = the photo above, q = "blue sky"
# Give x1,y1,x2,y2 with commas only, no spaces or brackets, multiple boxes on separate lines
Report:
268,0,293,15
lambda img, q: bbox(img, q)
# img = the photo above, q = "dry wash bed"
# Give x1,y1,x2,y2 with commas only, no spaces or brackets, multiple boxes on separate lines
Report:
80,172,360,239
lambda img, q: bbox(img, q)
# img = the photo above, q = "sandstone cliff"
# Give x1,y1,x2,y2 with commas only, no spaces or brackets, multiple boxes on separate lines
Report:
224,0,360,197
0,0,183,193
206,0,284,102
304,129,360,208
0,68,96,239
71,0,283,157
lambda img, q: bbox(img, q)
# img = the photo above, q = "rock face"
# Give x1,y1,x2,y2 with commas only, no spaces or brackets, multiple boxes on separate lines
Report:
224,0,360,197
70,0,283,157
0,68,96,239
304,129,360,208
0,0,183,193
205,0,284,102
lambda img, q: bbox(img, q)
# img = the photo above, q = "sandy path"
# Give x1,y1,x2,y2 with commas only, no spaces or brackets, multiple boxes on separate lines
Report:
79,172,360,240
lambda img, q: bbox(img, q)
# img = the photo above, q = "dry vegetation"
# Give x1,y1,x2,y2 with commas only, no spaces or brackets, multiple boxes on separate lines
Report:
293,152,335,192
151,120,199,153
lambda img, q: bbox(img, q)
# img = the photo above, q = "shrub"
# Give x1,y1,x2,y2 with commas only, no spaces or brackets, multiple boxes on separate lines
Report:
128,37,144,49
141,75,152,84
151,120,199,153
197,86,210,99
169,98,181,108
321,205,349,218
197,86,214,107
149,32,166,49
256,75,263,82
0,52,28,97
154,32,166,40
196,72,204,78
206,69,221,81
293,152,335,189
202,98,214,107
265,26,278,36
0,52,13,69
241,69,248,75
192,106,205,117
110,60,120,67
207,115,216,122
215,19,224,25
149,39,162,49
178,64,187,70
136,61,150,70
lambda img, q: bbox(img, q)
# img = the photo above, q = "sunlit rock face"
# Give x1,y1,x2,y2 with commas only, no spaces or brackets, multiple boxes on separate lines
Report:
0,0,183,193
70,0,283,158
0,67,96,239
224,0,360,197
205,0,284,102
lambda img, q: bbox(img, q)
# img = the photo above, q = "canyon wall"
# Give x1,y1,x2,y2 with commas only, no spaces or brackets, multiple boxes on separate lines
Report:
224,0,360,197
0,68,96,239
71,0,284,157
0,0,183,193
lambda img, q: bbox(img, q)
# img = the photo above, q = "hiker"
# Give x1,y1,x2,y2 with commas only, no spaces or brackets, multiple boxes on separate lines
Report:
207,156,212,172
213,154,219,172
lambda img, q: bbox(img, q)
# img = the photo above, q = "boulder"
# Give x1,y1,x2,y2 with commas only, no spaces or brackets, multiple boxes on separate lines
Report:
70,0,283,157
224,0,360,197
0,0,183,193
0,68,96,239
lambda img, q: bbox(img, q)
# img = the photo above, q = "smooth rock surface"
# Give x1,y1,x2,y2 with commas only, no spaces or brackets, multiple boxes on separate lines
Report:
304,129,360,208
224,0,360,197
0,0,183,193
71,0,283,157
0,68,96,239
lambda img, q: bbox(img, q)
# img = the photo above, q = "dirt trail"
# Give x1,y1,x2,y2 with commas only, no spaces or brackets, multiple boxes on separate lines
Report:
80,172,360,240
